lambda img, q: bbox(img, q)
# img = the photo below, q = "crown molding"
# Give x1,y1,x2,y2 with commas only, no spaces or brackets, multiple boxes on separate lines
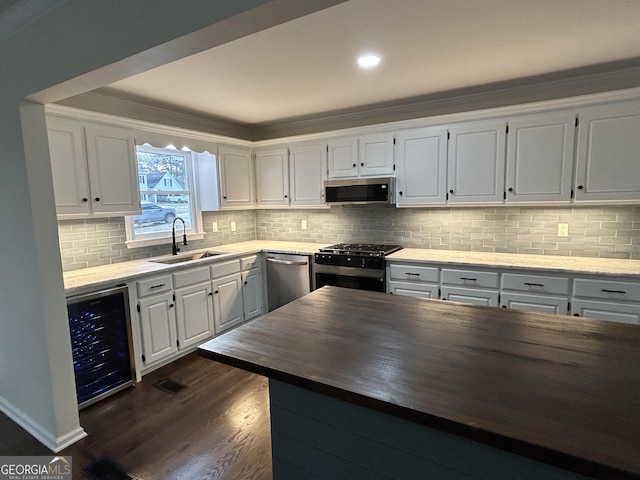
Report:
251,61,640,140
55,62,640,147
56,90,253,141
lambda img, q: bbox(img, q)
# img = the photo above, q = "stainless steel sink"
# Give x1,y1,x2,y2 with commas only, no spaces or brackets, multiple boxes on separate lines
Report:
150,251,224,265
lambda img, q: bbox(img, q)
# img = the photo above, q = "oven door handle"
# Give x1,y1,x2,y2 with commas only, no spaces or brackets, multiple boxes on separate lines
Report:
267,258,308,266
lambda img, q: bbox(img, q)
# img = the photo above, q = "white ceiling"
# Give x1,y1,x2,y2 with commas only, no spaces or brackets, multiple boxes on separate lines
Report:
102,0,640,126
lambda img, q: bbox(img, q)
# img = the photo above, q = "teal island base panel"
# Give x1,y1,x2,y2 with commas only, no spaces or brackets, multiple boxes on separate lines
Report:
269,379,588,480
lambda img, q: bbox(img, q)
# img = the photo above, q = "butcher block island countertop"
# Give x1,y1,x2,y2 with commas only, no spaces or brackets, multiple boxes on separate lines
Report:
199,286,640,480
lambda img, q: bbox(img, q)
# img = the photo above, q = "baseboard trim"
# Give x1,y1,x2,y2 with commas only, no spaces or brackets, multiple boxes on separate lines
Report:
0,395,87,452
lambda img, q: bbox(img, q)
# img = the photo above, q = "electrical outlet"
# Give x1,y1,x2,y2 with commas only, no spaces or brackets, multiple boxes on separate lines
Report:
558,223,569,237
231,221,236,232
301,220,307,230
212,221,218,232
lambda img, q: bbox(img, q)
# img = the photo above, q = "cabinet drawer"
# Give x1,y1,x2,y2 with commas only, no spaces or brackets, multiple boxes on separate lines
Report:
240,254,260,271
388,264,439,283
172,266,210,289
136,275,173,297
502,273,569,295
441,286,499,306
501,292,569,315
210,259,241,279
573,278,640,301
388,280,439,299
572,299,640,324
441,268,498,288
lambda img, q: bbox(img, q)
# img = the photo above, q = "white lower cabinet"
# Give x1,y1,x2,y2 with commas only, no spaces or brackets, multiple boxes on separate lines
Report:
242,254,264,321
135,257,265,373
137,269,215,370
387,263,439,299
211,272,244,333
210,259,244,333
441,268,499,306
137,277,179,367
441,286,499,306
386,262,639,324
501,292,568,315
571,278,640,324
500,272,569,314
138,291,178,365
174,281,214,349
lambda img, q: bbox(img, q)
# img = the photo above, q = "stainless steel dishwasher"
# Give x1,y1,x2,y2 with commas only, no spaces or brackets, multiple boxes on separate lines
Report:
266,253,312,311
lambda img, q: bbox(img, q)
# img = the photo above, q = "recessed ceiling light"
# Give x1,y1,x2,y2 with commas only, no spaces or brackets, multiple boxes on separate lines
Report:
357,54,381,69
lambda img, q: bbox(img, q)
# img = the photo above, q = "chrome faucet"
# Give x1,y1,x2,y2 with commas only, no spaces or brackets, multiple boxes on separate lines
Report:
172,217,187,255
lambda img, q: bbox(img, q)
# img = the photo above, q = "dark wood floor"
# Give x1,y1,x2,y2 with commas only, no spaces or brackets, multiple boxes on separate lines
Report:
0,353,272,480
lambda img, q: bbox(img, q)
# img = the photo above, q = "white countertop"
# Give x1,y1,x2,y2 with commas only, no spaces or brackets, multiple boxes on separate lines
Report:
64,240,327,295
64,241,640,295
388,248,640,277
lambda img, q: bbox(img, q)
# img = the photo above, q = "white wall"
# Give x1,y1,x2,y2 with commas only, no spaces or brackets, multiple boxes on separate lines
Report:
0,0,344,451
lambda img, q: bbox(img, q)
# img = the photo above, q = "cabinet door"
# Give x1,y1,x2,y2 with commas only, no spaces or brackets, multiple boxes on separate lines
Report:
84,123,140,216
571,299,640,325
256,147,289,207
575,100,640,202
218,144,255,208
289,142,327,207
447,121,506,204
501,292,568,315
388,281,439,299
359,132,394,176
441,286,499,306
395,127,447,205
174,282,214,349
242,268,264,321
212,272,244,333
47,117,91,216
138,292,178,365
505,112,575,203
327,137,358,178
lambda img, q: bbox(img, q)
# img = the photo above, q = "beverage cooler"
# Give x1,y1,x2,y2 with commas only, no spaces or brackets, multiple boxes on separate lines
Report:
66,285,135,409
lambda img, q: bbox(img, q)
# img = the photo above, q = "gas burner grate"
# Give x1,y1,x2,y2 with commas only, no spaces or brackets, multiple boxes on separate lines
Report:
321,243,403,255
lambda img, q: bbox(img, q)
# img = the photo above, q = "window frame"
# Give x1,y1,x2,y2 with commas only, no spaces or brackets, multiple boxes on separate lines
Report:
125,144,204,248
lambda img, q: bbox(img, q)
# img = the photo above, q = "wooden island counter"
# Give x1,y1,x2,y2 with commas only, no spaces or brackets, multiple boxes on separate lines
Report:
198,286,640,480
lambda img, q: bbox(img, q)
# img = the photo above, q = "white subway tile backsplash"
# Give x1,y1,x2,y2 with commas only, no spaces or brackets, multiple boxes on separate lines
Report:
57,205,640,271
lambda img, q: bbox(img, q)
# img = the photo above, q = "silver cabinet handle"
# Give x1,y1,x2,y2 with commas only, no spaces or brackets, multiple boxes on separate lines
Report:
266,258,308,266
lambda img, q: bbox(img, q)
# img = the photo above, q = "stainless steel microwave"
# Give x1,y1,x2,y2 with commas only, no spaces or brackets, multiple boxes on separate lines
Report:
324,177,395,205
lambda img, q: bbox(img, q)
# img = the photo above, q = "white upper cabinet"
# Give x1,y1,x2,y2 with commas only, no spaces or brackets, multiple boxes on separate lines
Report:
505,111,576,203
327,137,358,178
395,127,447,206
218,144,255,209
327,133,394,178
47,116,140,218
358,132,395,176
289,142,327,207
83,123,139,215
574,100,640,203
47,117,90,216
256,147,289,208
447,120,507,204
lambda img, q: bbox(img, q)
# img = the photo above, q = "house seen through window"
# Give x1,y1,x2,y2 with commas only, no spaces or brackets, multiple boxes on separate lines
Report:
126,144,203,244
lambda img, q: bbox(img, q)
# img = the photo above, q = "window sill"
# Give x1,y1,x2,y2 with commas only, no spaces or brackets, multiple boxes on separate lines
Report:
126,232,204,249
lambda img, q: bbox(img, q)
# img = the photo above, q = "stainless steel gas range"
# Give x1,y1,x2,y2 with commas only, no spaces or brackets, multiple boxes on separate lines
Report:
314,243,403,292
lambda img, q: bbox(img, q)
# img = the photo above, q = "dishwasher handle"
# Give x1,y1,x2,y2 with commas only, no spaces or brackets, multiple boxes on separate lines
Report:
266,257,308,266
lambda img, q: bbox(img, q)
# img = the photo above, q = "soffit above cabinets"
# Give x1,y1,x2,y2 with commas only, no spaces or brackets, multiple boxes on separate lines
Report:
67,0,640,134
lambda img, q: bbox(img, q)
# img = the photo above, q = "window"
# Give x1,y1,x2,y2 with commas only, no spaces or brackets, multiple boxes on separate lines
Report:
125,144,204,246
